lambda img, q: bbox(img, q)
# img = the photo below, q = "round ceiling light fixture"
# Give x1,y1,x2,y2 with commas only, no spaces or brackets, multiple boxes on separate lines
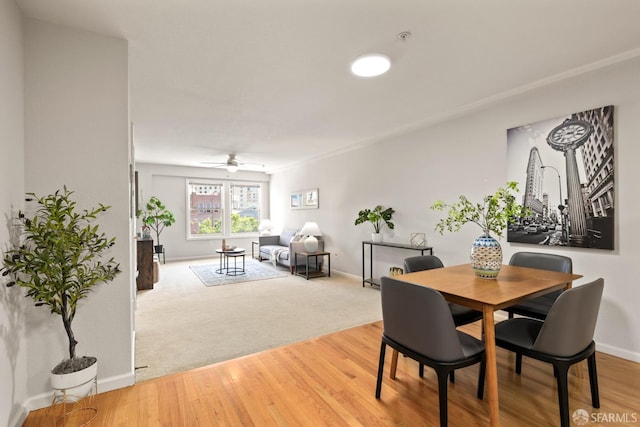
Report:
350,53,391,77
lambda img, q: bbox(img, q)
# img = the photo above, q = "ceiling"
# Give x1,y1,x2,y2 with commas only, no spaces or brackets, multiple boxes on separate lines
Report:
16,0,640,173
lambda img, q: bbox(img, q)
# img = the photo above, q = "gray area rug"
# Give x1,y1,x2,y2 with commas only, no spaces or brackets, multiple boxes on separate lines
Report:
189,258,288,286
135,259,382,382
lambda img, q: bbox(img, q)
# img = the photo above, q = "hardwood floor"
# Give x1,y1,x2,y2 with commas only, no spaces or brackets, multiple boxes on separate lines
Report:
24,321,639,426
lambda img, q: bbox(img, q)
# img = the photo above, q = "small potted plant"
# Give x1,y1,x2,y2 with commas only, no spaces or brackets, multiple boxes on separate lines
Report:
2,187,120,397
137,196,176,254
431,181,529,279
354,205,395,242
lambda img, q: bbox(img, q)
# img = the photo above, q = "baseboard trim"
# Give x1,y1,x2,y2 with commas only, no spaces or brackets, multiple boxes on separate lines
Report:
22,371,135,414
596,343,640,363
8,405,27,427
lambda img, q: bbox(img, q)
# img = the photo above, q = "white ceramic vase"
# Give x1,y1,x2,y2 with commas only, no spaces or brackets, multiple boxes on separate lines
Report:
371,233,383,243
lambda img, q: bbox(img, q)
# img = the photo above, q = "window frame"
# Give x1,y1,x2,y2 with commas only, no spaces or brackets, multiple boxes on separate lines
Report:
186,178,266,240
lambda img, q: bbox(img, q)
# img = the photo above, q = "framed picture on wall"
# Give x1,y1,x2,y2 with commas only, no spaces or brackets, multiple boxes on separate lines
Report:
506,105,614,250
291,188,319,209
290,192,303,209
304,188,318,208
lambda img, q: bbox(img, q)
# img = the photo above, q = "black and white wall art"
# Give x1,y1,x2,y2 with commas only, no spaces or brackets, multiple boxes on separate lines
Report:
506,105,614,250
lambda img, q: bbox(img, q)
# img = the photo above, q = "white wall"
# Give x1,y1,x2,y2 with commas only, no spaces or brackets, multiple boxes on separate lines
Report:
135,163,270,260
22,19,134,411
0,1,27,426
270,55,640,363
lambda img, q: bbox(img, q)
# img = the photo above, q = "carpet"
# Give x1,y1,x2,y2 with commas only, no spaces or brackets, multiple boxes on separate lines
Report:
190,258,288,286
134,260,382,382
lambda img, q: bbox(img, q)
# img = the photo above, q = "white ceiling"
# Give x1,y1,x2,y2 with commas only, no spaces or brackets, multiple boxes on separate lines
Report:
17,0,640,173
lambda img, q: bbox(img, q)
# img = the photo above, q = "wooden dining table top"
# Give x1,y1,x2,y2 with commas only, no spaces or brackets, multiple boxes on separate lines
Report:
396,263,583,311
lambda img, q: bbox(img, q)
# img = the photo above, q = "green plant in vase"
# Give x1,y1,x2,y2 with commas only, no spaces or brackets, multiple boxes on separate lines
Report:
354,205,395,242
2,187,120,382
137,196,176,254
431,181,529,278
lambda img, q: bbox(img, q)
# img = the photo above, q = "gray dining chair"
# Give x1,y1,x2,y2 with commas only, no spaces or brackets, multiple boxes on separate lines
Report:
376,276,486,427
505,251,573,320
403,255,484,383
404,256,484,327
495,278,604,427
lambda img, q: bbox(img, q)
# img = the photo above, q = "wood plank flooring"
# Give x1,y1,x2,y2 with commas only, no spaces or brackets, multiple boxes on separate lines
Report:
24,321,640,426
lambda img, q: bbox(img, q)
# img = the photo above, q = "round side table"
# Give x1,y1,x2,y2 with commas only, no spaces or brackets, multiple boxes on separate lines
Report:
215,248,246,275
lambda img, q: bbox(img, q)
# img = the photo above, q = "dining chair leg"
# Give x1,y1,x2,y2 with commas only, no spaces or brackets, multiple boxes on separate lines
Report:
588,353,600,408
436,369,450,427
375,342,387,399
554,363,571,427
419,363,453,383
515,353,523,374
477,356,486,399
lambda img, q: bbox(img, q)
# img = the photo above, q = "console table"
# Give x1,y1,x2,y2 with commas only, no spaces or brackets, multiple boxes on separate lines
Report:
362,241,433,287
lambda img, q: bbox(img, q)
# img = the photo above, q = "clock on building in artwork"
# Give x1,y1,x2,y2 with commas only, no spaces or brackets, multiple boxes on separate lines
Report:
547,119,593,151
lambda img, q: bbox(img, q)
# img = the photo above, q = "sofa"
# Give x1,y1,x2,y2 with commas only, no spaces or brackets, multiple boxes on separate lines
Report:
258,229,324,274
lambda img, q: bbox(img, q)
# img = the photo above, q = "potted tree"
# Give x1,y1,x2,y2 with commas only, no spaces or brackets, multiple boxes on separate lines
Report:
431,181,529,279
354,205,395,242
137,196,176,254
2,187,120,395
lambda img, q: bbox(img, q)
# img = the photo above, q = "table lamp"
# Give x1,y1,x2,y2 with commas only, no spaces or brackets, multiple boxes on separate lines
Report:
299,222,322,252
258,219,273,236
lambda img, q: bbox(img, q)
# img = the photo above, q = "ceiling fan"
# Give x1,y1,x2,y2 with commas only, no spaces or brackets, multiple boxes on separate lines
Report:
202,154,264,173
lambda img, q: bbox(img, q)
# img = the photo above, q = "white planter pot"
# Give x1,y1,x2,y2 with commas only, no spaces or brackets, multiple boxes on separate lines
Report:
51,358,98,399
371,233,383,243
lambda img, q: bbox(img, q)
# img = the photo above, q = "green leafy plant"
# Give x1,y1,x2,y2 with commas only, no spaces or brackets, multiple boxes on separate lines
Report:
2,187,120,371
431,181,529,238
137,196,176,247
354,205,395,233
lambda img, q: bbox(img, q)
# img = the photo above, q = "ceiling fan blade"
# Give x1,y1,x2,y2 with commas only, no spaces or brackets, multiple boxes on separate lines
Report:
201,154,265,171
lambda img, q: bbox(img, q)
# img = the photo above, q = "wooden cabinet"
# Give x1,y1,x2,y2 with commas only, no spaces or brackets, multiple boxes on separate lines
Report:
136,239,154,290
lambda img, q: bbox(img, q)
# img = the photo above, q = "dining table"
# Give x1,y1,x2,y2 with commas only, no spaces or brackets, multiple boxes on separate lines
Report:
390,263,582,427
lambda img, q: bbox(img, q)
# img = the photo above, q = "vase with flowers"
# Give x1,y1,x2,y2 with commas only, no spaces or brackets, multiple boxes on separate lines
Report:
431,182,529,279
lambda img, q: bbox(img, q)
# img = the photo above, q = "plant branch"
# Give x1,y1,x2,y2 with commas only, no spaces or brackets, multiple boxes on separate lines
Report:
431,182,530,239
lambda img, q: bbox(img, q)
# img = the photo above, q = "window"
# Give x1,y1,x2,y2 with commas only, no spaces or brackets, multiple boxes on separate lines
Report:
230,184,260,234
187,180,263,239
188,182,223,236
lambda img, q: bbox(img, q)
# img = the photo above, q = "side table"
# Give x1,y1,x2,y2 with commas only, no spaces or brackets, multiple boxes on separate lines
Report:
252,240,260,260
294,251,331,280
215,248,246,276
225,251,246,276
